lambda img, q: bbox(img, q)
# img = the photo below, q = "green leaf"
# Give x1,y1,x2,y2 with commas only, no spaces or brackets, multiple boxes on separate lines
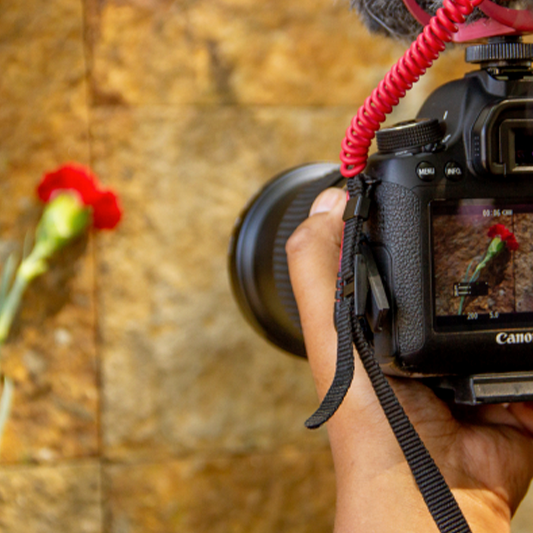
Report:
0,253,17,314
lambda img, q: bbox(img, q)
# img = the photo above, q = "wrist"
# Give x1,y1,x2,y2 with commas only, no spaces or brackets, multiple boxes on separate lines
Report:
454,488,512,533
333,466,512,533
328,428,513,533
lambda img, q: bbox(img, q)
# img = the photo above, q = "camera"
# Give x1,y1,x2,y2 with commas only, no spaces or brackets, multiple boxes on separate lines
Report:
229,36,533,404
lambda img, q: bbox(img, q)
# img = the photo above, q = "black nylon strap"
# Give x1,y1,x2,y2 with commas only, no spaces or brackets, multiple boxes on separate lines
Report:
305,181,363,429
305,296,355,429
351,317,471,533
306,176,472,533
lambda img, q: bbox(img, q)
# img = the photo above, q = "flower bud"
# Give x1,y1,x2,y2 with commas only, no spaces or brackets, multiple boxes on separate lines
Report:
486,235,505,259
35,192,90,256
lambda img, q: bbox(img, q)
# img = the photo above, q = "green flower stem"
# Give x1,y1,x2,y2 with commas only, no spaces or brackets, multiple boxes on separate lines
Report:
0,245,50,345
0,191,91,453
458,236,505,315
0,247,48,453
0,193,89,345
0,231,56,454
0,273,29,345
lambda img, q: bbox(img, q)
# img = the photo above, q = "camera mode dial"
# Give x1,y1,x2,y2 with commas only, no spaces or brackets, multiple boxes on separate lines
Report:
376,118,443,154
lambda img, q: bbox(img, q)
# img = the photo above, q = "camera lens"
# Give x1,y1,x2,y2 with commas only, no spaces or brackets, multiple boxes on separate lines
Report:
228,163,343,357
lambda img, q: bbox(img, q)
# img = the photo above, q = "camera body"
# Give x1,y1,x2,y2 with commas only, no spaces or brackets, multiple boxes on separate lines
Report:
229,39,533,402
366,42,533,379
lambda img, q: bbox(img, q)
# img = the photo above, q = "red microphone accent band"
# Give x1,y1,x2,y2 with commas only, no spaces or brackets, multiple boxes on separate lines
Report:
340,0,484,178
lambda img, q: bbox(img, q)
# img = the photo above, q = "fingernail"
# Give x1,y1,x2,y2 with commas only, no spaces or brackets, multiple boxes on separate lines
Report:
309,188,344,216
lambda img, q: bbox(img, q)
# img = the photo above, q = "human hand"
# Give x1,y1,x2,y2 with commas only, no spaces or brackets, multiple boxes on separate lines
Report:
286,187,533,533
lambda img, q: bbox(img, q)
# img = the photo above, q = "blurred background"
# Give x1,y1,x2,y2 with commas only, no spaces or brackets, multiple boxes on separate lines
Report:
0,0,531,531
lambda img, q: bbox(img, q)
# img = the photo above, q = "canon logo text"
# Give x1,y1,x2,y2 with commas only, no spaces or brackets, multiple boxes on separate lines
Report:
496,332,533,345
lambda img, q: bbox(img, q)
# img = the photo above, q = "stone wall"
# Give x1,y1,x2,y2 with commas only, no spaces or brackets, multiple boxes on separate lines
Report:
0,0,531,531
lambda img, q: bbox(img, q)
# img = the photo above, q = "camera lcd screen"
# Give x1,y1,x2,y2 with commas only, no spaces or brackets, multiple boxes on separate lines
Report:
432,199,533,330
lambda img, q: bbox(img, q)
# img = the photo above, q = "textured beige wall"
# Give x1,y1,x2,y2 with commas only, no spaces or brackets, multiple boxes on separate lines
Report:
0,0,531,531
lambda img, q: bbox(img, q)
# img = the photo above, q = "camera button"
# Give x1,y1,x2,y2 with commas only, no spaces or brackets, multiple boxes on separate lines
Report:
416,161,437,181
444,161,463,181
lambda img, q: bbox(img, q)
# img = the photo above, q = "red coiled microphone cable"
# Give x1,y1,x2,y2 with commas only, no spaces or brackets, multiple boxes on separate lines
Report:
340,0,485,178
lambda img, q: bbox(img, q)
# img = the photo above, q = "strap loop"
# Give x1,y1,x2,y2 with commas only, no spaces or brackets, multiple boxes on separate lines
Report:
343,194,371,221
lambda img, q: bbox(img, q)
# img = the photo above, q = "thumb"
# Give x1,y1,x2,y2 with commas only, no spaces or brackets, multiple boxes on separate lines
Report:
286,187,346,396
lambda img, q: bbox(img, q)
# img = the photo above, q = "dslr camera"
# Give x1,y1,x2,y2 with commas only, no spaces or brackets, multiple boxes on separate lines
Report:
229,36,533,404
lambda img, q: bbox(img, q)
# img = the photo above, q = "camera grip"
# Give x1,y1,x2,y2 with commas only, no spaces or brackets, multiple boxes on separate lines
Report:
368,182,425,357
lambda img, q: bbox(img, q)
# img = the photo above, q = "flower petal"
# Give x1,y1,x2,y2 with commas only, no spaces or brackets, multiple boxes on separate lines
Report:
487,223,519,251
91,190,122,230
38,163,122,231
505,234,519,251
487,223,512,240
37,164,100,206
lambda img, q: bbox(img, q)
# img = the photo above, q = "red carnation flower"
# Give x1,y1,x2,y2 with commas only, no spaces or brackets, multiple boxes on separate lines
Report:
504,234,519,251
487,223,519,251
37,163,122,230
91,190,122,230
488,223,511,240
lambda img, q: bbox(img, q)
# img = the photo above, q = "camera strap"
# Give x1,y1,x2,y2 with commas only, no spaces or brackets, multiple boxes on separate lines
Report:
305,175,472,533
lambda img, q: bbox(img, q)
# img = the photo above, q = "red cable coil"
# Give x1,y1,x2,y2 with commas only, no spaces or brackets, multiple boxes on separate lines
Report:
340,0,485,178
